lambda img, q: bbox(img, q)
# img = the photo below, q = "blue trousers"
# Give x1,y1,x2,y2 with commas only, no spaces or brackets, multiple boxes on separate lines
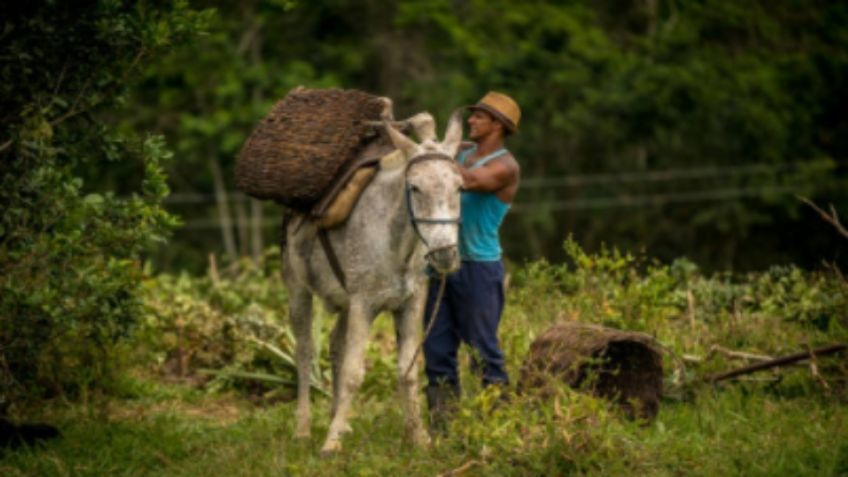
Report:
423,260,509,388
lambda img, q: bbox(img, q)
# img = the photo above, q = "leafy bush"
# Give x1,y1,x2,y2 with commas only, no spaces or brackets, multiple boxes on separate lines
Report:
0,1,208,409
138,249,330,400
131,239,847,406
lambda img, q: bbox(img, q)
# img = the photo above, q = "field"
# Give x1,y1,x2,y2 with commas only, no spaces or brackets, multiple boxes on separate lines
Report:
2,242,846,476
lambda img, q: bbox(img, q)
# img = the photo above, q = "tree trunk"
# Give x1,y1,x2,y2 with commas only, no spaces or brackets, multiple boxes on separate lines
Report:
234,194,250,257
250,198,263,260
209,156,237,258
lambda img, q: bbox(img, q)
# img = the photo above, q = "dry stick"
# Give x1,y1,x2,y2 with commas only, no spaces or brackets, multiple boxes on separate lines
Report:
402,274,447,380
686,289,696,328
705,345,773,362
798,195,848,239
682,345,773,364
208,253,221,286
437,460,479,477
705,343,847,383
805,343,831,391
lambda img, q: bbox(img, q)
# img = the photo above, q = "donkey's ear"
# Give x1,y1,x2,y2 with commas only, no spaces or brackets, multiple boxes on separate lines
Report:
406,112,437,142
384,121,419,159
441,109,464,156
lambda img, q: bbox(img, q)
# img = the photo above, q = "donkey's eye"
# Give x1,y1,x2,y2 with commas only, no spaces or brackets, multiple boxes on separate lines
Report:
410,185,421,193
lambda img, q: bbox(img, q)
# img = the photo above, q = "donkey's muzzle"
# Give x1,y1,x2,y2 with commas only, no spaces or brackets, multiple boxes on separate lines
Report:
426,245,460,274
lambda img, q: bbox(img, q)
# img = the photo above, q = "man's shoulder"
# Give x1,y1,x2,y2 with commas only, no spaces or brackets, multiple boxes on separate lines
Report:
497,150,520,173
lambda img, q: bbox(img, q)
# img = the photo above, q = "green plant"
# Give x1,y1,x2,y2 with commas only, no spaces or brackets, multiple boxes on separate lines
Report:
0,1,208,409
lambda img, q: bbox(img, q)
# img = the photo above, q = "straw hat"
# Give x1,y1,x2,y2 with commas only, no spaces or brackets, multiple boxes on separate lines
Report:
467,91,521,133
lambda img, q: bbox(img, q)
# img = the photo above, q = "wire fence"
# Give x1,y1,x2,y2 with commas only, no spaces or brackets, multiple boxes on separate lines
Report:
168,163,841,229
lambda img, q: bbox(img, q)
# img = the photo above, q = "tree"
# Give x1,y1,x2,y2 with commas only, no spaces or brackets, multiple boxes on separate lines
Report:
0,0,209,408
123,0,848,271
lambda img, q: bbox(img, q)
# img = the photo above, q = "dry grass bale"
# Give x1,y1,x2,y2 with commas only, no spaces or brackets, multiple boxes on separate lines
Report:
521,322,663,420
235,87,387,209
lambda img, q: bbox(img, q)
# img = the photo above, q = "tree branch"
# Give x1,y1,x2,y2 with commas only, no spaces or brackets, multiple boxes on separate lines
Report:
798,195,848,239
705,343,847,383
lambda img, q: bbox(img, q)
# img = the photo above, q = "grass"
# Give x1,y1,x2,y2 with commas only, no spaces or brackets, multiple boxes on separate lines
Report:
3,243,847,476
1,377,845,476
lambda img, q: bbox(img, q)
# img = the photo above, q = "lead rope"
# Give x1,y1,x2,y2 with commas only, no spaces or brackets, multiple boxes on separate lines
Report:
402,273,447,380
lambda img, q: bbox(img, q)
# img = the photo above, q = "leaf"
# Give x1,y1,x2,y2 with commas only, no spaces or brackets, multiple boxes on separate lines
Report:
247,336,296,369
83,193,104,206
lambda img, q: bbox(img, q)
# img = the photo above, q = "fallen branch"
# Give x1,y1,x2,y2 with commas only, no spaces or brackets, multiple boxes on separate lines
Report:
798,195,848,240
705,343,847,383
705,345,773,362
682,345,773,364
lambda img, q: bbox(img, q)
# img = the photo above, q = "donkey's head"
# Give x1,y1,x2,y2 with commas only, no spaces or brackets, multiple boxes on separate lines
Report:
385,111,464,274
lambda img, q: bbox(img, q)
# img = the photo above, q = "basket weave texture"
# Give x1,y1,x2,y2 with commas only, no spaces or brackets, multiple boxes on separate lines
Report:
521,322,663,420
235,88,386,209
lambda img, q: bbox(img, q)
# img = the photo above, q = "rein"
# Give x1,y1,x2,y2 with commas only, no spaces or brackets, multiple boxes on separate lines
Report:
401,152,460,380
403,273,447,380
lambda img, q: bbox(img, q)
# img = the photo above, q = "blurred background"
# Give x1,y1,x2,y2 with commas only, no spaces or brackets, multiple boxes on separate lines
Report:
111,0,847,273
5,0,848,276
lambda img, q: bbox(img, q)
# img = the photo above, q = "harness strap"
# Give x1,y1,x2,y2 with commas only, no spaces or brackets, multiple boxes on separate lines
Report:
404,153,462,246
318,228,347,291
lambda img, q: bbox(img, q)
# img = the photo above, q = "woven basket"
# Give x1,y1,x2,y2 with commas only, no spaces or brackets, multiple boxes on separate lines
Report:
235,87,386,209
521,322,663,420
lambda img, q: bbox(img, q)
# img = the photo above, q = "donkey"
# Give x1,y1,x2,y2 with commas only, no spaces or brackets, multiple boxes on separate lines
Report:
282,111,464,455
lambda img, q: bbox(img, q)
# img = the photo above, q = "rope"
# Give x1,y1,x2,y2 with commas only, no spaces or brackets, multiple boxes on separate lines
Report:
402,273,447,380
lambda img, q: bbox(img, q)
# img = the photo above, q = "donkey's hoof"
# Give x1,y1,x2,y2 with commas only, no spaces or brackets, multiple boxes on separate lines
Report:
293,419,311,439
319,439,342,457
409,428,431,448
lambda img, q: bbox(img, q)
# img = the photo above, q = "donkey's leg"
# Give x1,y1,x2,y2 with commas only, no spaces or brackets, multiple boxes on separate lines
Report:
328,312,351,433
394,288,431,447
289,283,314,439
321,298,370,455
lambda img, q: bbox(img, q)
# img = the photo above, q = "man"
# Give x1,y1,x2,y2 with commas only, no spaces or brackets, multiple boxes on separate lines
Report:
423,91,521,427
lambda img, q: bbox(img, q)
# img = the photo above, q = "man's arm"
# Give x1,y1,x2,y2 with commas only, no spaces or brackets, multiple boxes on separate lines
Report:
459,159,517,193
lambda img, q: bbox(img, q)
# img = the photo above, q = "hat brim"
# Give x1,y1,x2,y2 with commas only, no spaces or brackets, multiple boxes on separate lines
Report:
465,103,517,133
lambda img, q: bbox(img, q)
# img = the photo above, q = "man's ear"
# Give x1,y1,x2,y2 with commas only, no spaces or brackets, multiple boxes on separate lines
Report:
494,120,506,138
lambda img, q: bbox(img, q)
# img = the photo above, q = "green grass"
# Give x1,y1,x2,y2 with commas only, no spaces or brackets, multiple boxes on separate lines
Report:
3,244,846,476
2,378,845,476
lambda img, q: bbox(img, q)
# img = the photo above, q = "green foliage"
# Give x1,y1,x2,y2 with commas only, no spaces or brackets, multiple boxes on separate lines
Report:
3,242,847,474
119,0,848,271
137,250,330,399
0,1,208,407
128,240,846,405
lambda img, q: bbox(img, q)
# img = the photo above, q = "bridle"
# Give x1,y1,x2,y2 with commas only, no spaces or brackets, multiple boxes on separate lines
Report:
400,152,462,380
404,152,462,251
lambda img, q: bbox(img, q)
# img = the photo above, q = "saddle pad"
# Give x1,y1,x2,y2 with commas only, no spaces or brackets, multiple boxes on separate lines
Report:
317,164,379,229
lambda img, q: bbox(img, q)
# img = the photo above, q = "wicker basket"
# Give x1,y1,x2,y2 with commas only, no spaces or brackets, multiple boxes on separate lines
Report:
235,87,386,209
521,322,663,420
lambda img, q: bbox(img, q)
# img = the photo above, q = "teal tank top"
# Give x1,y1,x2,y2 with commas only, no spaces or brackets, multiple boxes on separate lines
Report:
457,146,511,261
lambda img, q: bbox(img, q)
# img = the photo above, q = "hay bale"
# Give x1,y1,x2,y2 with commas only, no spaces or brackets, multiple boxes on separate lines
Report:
235,87,387,209
521,322,663,420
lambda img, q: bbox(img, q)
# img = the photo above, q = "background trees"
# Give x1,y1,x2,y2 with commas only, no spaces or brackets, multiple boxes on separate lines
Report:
0,1,208,405
122,0,848,272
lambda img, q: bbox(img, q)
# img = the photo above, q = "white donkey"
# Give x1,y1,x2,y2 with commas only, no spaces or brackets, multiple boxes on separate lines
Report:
282,111,464,454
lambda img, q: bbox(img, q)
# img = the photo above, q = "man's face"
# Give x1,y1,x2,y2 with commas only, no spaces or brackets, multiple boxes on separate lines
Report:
467,109,502,141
